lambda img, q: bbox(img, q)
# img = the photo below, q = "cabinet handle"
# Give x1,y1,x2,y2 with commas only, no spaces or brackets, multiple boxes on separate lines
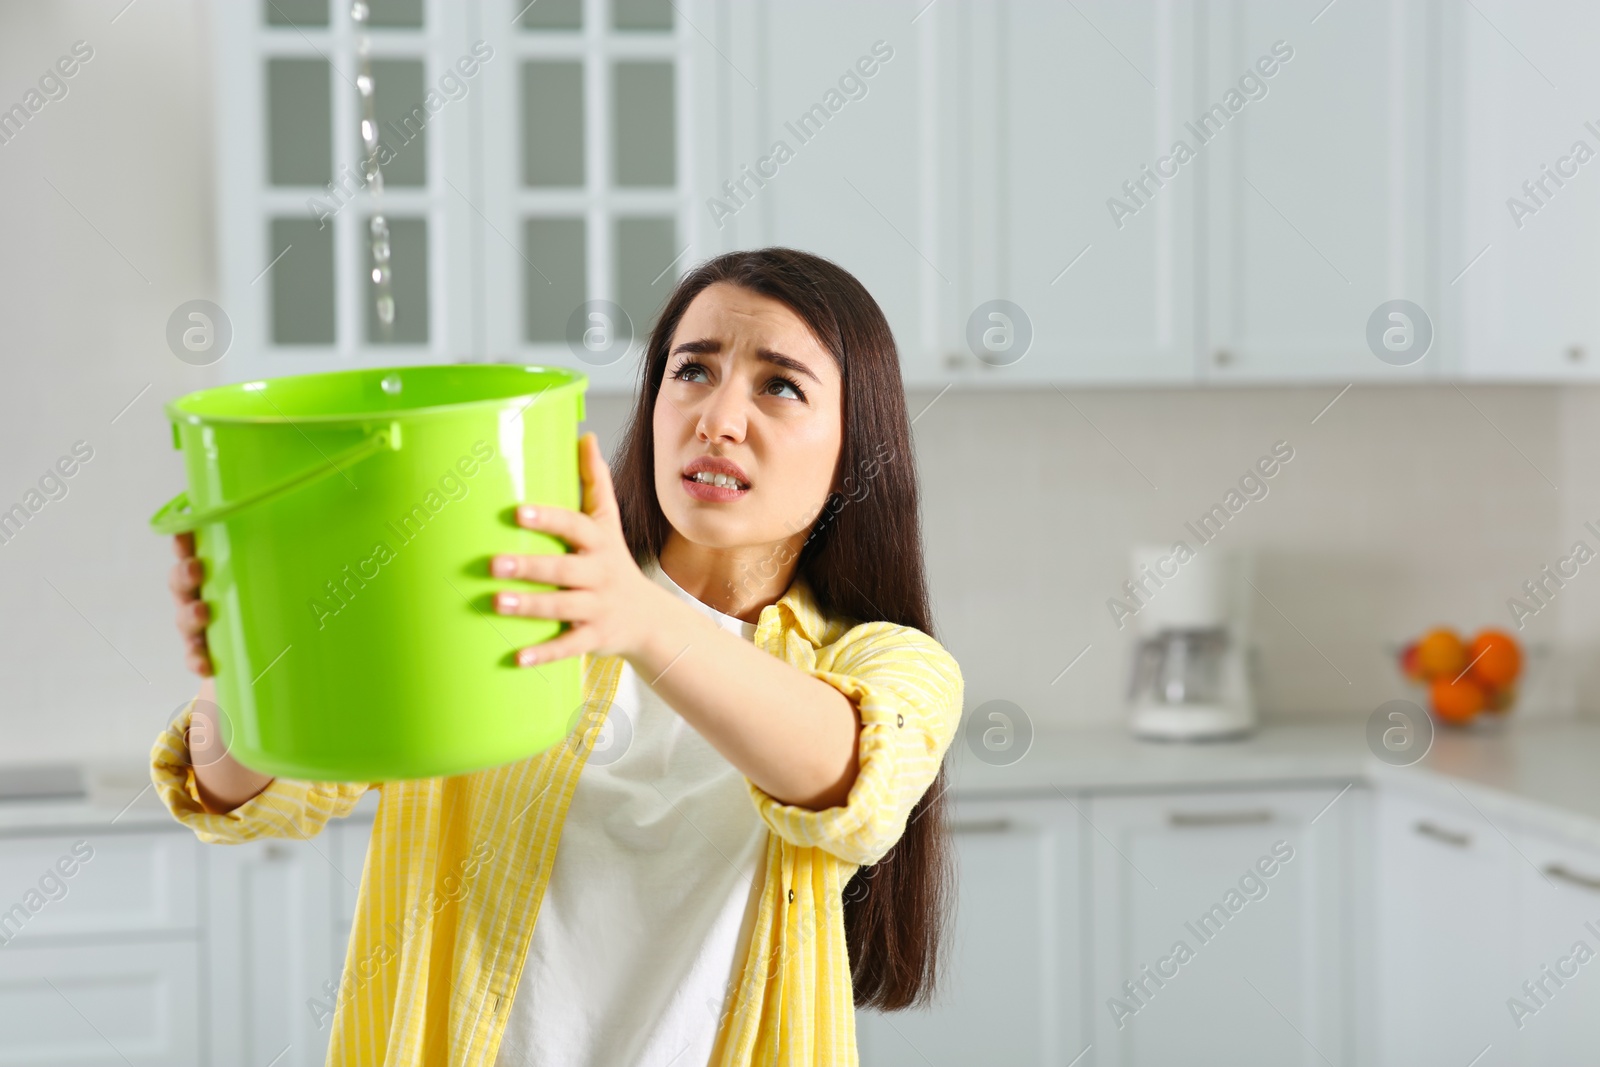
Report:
1544,863,1600,893
262,843,293,862
1213,348,1235,367
1168,809,1272,827
950,817,1013,835
1414,820,1471,848
1567,345,1585,363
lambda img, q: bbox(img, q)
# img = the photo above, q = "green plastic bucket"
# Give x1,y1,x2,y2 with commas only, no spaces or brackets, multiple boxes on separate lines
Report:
150,364,587,782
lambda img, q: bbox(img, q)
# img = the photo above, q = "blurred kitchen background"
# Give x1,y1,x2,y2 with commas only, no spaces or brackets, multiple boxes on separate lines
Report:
7,1,1600,1065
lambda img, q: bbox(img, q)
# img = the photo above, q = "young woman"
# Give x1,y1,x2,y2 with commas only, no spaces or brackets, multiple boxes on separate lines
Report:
155,248,964,1066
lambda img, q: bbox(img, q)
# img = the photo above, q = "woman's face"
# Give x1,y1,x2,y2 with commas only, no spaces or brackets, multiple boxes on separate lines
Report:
653,282,844,555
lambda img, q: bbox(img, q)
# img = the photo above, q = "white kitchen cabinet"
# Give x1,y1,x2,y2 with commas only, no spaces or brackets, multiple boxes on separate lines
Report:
1500,829,1600,1064
0,940,202,1067
206,836,341,1067
1373,788,1520,1067
0,828,203,1067
203,803,378,1067
927,0,1438,387
0,830,196,943
212,0,482,380
860,783,1361,1067
205,0,1600,389
0,817,375,1067
856,795,1085,1066
723,0,1200,389
1443,0,1600,381
1087,785,1357,1067
476,0,709,392
1201,0,1436,383
954,0,1201,386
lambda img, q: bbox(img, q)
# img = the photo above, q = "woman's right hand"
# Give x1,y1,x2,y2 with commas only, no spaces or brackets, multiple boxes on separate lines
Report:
169,532,213,677
168,532,275,810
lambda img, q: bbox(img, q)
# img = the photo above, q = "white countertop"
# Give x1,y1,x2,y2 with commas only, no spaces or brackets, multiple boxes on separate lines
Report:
0,760,176,835
946,714,1600,848
946,717,1369,795
8,716,1600,847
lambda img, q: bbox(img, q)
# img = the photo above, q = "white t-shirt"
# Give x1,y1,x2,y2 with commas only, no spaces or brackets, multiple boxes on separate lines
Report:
493,562,769,1067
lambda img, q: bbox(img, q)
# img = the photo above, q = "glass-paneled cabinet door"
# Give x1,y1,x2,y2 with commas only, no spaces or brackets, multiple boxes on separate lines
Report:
478,0,704,392
214,0,478,380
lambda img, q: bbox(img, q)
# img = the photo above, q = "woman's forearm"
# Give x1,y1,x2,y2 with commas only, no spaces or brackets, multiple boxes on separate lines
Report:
188,677,276,813
626,585,861,810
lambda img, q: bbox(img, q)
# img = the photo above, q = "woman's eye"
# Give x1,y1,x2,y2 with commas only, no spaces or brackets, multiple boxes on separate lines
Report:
765,377,804,400
671,361,709,384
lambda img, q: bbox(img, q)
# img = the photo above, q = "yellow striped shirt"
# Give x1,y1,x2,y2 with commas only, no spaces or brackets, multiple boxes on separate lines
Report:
150,576,964,1066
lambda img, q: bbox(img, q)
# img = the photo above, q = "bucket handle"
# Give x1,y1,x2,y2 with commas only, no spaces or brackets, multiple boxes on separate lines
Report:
149,422,403,536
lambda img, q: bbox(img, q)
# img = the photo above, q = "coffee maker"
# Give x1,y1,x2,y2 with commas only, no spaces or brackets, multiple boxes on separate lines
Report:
1125,546,1256,740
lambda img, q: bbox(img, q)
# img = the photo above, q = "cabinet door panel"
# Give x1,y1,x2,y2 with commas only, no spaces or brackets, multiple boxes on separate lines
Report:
0,941,200,1067
1448,0,1600,380
1089,786,1353,1067
974,0,1198,386
855,796,1084,1066
479,0,707,392
0,831,196,942
206,837,338,1067
212,1,479,379
1374,788,1519,1067
1503,831,1600,1064
1204,0,1434,382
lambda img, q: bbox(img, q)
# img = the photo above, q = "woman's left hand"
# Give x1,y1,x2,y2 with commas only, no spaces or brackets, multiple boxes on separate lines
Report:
490,432,660,666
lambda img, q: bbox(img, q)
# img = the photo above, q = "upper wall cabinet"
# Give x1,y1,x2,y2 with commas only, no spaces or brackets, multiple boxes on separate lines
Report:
216,0,714,390
214,0,482,380
956,0,1201,387
1443,0,1600,380
717,0,1203,389
1201,0,1436,383
213,0,1600,389
476,0,712,392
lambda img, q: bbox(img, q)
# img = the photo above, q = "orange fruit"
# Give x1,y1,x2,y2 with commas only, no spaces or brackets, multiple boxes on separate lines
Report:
1430,676,1486,725
1415,628,1468,680
1468,629,1522,689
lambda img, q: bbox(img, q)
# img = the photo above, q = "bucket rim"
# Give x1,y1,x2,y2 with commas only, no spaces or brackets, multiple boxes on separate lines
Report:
164,363,589,426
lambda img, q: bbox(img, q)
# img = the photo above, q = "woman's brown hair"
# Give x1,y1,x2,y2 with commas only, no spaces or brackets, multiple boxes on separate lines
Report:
609,247,953,1010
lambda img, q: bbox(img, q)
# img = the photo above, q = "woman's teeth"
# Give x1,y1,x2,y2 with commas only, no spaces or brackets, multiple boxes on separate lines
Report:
689,471,745,489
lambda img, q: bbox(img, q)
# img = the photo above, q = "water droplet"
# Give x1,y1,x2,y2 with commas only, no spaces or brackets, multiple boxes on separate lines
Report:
372,238,390,262
369,216,389,238
351,1,370,22
377,296,395,325
356,74,373,95
380,373,402,395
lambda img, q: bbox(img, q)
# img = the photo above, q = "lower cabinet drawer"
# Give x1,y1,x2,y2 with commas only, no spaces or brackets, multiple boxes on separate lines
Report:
0,940,200,1066
0,831,198,942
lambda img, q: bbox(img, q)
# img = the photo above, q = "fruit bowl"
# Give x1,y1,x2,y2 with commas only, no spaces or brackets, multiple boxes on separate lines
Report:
1395,627,1523,728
